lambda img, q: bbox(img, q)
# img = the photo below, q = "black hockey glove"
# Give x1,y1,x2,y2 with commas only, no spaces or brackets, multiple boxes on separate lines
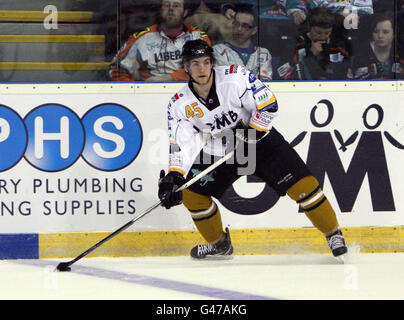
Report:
232,122,266,144
158,170,185,209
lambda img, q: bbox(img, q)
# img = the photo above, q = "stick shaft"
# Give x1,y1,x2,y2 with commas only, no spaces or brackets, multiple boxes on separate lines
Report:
67,200,162,265
177,149,234,192
57,149,234,268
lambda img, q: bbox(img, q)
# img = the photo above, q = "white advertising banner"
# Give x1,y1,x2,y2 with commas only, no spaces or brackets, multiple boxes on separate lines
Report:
0,87,403,233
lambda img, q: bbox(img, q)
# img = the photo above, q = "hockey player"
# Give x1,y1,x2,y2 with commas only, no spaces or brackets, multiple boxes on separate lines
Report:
158,39,348,259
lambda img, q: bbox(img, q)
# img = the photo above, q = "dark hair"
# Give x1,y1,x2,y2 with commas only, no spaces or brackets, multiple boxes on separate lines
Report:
308,7,335,29
234,4,258,26
370,13,395,33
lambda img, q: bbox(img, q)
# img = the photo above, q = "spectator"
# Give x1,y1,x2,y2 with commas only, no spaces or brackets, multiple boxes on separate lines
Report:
259,0,308,24
256,1,308,64
184,1,237,44
212,5,273,80
277,7,350,80
303,0,374,42
221,0,308,24
118,0,161,44
304,0,373,15
109,0,211,82
350,14,404,79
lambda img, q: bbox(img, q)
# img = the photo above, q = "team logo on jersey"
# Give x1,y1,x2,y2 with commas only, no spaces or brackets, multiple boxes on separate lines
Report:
191,169,216,186
206,111,238,131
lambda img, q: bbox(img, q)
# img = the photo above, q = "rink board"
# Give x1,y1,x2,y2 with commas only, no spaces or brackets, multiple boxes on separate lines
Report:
0,226,403,259
0,81,403,259
37,226,404,258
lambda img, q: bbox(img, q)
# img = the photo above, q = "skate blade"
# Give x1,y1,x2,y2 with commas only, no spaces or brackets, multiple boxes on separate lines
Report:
335,253,347,264
191,254,234,261
206,254,234,261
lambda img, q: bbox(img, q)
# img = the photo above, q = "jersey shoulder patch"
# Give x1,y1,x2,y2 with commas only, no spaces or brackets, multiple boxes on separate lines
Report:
170,92,184,103
132,24,157,40
225,64,238,75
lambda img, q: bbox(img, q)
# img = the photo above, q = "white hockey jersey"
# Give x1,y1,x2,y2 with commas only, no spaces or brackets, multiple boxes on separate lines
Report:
213,43,273,81
167,65,278,176
109,24,210,81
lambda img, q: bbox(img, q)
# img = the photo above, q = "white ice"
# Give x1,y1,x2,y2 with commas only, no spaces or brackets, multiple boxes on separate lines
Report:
1,248,404,300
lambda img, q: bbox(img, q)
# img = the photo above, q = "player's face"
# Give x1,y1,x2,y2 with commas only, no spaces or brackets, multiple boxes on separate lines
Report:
373,20,394,48
160,0,186,28
232,13,256,43
186,56,213,85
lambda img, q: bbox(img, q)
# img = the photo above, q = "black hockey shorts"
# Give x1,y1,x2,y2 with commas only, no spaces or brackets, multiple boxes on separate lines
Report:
185,127,311,199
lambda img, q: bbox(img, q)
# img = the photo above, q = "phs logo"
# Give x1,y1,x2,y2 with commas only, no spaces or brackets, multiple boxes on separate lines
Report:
0,103,143,172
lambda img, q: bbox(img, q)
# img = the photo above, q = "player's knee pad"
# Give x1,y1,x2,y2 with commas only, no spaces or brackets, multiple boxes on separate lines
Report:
182,189,217,220
287,175,325,211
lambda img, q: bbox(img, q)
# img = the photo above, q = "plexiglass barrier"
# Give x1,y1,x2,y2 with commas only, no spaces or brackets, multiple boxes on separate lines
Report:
0,0,402,82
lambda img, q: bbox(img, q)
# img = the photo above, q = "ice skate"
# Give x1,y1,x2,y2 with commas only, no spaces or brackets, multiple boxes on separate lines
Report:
191,227,233,259
326,229,348,262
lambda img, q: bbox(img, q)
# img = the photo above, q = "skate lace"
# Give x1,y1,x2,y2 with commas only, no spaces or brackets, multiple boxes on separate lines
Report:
198,243,215,256
328,234,345,249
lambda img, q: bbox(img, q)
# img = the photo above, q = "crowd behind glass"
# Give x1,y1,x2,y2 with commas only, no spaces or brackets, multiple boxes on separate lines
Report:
1,0,403,81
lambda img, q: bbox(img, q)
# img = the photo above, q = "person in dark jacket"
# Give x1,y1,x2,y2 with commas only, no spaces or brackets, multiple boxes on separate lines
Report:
351,13,404,79
276,7,350,80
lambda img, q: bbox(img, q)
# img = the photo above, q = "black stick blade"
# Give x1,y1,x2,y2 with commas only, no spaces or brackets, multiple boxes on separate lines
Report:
56,262,72,272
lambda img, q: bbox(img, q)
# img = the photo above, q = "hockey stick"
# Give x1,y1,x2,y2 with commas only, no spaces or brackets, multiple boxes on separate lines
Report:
55,148,235,272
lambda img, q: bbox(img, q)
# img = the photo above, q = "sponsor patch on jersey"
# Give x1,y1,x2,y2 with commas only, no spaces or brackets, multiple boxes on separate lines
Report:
249,72,257,83
230,64,236,74
252,84,266,95
169,151,183,168
225,64,238,75
260,99,278,112
254,88,277,111
171,93,183,103
168,111,173,121
249,110,275,132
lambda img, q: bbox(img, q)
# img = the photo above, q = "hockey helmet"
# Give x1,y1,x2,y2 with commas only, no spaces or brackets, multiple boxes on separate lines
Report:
182,39,214,64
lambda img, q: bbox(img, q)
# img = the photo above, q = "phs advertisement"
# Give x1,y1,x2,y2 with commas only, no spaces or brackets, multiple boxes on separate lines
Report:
0,88,403,233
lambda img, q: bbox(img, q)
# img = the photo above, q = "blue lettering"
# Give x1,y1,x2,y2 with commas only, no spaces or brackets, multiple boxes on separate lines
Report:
0,103,143,172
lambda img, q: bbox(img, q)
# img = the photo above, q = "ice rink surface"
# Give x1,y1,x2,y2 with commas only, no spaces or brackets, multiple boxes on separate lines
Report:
1,245,404,301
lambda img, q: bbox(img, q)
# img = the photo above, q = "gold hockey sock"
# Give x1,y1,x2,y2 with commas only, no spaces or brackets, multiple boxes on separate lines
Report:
182,189,224,243
287,176,339,235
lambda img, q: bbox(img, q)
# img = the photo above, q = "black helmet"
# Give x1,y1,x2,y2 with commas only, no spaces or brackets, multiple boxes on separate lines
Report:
182,39,214,64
